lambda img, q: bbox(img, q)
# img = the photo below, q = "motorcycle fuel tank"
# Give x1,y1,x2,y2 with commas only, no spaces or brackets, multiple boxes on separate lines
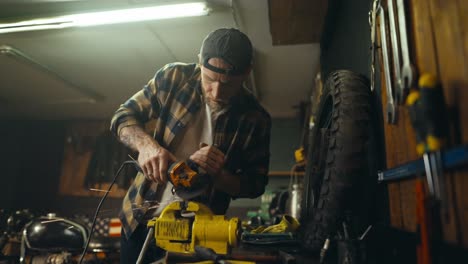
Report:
22,213,87,252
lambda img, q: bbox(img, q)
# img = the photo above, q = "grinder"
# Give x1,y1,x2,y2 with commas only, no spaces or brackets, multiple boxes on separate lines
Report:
132,158,211,200
167,159,211,199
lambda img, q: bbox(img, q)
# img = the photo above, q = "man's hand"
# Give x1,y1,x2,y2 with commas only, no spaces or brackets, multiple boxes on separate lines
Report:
190,143,242,196
138,144,176,184
190,143,225,177
119,125,176,184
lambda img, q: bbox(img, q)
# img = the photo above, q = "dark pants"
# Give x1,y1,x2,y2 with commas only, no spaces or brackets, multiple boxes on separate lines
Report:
120,224,165,263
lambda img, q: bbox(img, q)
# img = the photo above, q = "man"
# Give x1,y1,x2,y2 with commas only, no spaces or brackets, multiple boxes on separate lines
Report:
110,28,271,263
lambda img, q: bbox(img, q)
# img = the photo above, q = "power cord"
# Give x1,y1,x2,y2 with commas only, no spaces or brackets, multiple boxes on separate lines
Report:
78,160,140,264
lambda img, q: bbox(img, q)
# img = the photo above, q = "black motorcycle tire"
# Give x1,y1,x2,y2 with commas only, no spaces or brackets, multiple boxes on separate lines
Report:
300,70,374,251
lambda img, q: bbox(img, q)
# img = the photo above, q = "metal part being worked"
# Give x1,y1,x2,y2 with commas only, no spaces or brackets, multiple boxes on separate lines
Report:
387,0,402,105
378,4,397,124
397,0,415,100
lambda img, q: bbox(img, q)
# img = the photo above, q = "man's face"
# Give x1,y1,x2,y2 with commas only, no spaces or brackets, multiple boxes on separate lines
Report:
200,58,247,112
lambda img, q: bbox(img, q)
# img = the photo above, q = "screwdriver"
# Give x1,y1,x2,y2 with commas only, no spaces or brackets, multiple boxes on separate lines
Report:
407,73,448,202
406,73,448,264
406,73,447,155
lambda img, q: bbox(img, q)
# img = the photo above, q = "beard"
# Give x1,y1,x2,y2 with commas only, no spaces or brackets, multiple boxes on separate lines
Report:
201,88,228,116
206,98,228,117
205,98,227,113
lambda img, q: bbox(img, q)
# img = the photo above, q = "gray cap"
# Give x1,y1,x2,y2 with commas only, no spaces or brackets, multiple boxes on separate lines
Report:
200,28,253,75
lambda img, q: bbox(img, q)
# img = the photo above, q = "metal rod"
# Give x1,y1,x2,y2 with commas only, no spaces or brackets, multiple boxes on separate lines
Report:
136,227,155,264
423,153,435,195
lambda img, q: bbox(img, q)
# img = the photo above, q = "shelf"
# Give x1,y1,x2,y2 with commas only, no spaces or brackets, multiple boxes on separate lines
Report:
268,171,305,177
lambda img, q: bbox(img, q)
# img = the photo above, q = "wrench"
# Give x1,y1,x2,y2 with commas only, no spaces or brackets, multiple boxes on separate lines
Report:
369,0,380,92
397,0,415,101
379,5,397,124
387,0,402,105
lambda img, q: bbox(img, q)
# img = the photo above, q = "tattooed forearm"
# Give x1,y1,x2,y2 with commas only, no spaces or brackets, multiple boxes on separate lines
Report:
119,125,158,152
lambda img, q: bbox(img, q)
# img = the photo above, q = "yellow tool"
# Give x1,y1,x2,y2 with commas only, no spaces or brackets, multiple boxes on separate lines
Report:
130,157,211,199
294,147,305,163
168,161,199,188
406,73,446,155
147,201,240,255
407,73,448,264
250,215,300,234
167,159,217,199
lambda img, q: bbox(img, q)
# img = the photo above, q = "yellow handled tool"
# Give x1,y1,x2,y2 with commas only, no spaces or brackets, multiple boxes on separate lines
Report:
407,73,448,264
406,73,447,155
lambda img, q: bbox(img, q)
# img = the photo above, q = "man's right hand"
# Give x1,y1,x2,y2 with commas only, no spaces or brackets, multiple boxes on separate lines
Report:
138,144,176,184
119,125,176,184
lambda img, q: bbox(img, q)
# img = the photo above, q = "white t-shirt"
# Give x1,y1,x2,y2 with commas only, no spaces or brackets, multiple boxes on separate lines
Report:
153,104,213,215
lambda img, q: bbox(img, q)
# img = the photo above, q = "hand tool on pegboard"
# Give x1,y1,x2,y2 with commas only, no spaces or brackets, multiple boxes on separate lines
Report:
378,1,398,124
377,145,468,182
407,73,447,264
387,0,402,105
396,0,415,103
369,0,379,93
406,73,449,215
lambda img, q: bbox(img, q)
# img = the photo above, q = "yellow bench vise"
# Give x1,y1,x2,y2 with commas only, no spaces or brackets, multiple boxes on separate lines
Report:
147,201,240,256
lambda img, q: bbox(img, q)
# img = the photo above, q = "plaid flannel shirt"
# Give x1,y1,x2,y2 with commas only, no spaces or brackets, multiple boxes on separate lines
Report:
110,63,271,238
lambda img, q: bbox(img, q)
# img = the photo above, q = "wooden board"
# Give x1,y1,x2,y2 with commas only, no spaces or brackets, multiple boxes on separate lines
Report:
427,0,468,247
382,0,468,247
58,121,128,198
268,0,328,45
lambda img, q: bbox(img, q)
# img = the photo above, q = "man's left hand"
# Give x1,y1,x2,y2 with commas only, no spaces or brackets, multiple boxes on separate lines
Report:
189,144,225,176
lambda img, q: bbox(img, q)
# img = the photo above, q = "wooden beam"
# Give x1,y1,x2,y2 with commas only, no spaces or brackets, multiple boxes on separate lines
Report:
268,0,328,45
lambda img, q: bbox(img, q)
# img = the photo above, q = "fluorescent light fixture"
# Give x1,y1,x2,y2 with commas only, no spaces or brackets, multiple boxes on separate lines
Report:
0,2,210,34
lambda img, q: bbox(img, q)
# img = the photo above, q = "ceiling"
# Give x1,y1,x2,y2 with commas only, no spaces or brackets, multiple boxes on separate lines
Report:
0,0,321,120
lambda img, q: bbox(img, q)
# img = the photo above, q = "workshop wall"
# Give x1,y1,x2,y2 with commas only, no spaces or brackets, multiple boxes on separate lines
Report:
320,0,373,81
0,121,65,211
0,120,125,217
269,117,302,173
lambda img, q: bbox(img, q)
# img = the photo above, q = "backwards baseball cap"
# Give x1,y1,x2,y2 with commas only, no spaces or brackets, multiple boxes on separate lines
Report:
200,28,253,76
